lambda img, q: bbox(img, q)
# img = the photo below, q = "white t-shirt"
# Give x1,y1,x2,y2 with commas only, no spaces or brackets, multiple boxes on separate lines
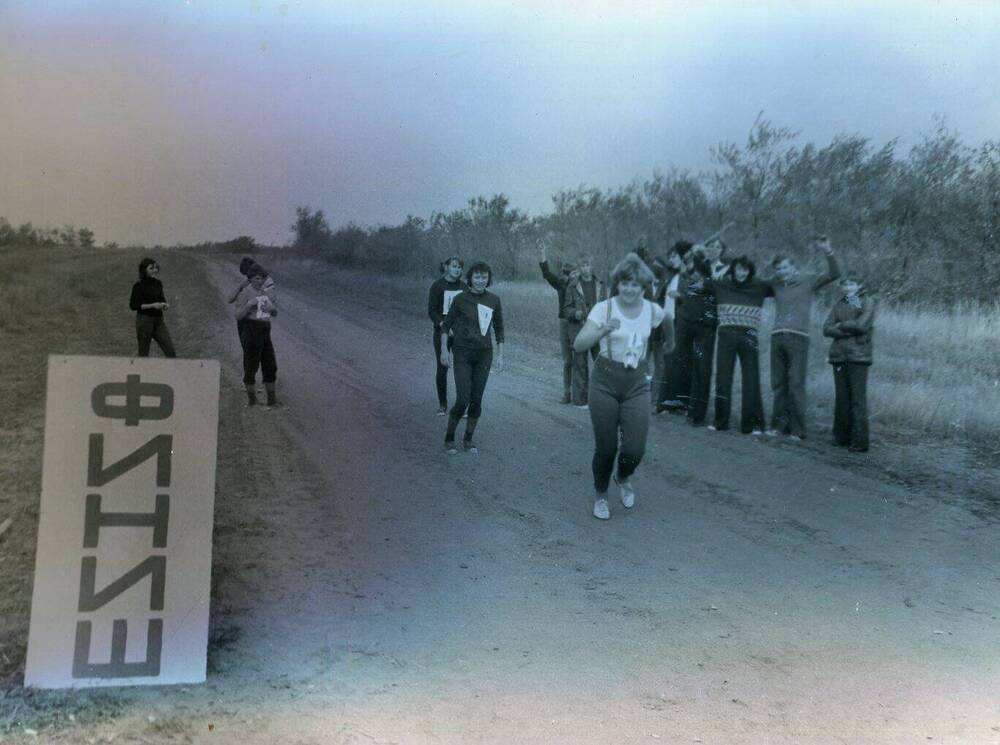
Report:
587,298,665,368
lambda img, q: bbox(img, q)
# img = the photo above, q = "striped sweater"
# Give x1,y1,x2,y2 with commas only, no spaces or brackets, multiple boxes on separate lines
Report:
711,278,773,330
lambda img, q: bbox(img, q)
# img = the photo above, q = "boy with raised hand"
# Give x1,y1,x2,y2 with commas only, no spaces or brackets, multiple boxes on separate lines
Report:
764,235,841,441
539,235,575,404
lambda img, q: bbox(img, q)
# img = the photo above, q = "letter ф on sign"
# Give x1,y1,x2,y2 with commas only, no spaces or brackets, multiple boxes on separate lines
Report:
26,357,219,689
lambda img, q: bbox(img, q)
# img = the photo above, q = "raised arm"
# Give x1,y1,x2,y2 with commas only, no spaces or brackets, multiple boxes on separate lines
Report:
813,237,841,290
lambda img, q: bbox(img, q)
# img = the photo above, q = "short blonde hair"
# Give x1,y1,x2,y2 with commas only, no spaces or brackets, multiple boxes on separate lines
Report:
610,252,655,293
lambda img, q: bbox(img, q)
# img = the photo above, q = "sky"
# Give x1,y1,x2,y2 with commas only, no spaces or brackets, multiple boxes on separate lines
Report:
2,0,998,246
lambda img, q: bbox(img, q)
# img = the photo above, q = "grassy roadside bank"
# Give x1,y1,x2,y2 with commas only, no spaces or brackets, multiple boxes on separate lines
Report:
0,247,258,737
258,252,1000,449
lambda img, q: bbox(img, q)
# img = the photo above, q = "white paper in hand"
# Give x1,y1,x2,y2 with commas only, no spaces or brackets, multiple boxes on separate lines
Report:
477,304,493,336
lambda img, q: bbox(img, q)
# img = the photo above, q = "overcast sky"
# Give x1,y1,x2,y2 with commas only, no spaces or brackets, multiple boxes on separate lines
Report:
2,0,998,246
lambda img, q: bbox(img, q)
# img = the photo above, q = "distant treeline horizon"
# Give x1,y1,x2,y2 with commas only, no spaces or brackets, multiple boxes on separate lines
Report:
6,116,999,304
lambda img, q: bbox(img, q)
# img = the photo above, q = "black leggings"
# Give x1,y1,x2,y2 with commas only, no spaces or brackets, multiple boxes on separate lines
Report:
588,357,650,494
242,320,277,384
433,330,455,408
446,346,493,441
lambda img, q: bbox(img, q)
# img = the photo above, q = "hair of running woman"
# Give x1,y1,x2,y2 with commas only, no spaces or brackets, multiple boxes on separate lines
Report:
247,263,269,279
727,254,757,281
138,257,158,278
466,261,493,287
669,240,693,258
439,255,463,274
238,256,257,275
609,252,655,294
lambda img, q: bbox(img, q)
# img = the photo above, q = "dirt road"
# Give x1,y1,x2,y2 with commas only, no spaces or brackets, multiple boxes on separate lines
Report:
8,254,1000,744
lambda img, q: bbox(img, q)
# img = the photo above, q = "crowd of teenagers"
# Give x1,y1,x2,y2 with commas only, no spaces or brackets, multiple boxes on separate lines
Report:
129,256,281,408
429,234,876,520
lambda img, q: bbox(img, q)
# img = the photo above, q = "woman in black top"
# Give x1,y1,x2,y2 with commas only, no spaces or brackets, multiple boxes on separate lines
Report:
428,256,467,414
129,258,176,358
440,261,504,454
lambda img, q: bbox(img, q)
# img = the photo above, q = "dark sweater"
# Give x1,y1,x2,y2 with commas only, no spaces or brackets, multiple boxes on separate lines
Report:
428,277,467,329
539,261,569,319
712,277,773,330
129,278,167,318
675,273,717,326
442,290,504,349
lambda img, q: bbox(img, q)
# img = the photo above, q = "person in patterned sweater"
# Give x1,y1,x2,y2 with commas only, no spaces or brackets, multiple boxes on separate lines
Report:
709,256,773,433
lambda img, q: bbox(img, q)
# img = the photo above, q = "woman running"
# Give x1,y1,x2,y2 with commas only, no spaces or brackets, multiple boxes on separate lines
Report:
129,257,177,358
428,256,466,415
439,261,504,453
573,253,666,520
234,264,279,408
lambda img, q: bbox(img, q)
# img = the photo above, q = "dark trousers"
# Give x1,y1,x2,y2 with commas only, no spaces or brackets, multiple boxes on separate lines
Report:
770,332,809,438
446,346,493,441
714,327,765,432
135,315,176,358
674,319,716,424
242,320,277,384
588,357,650,494
567,320,591,406
832,362,870,450
658,318,685,409
432,330,455,408
558,318,573,399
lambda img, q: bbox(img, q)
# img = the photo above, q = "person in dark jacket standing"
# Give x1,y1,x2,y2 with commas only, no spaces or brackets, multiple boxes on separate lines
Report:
440,261,504,454
710,256,772,433
657,241,691,413
234,264,279,408
765,236,841,441
823,275,876,452
228,256,275,343
428,256,467,414
538,237,575,403
669,253,717,425
129,258,177,358
559,261,596,408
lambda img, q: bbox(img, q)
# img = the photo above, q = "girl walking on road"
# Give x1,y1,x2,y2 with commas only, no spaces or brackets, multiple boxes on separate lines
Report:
428,256,467,415
129,258,177,358
440,261,504,454
573,253,667,520
235,264,279,408
823,275,876,452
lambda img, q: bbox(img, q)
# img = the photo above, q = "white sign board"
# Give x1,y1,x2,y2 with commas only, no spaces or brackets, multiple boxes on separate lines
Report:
25,355,220,688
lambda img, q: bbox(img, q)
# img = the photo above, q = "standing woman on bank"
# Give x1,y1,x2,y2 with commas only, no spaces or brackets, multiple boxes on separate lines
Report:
129,257,177,358
573,253,666,520
235,264,279,408
428,256,466,415
440,261,504,453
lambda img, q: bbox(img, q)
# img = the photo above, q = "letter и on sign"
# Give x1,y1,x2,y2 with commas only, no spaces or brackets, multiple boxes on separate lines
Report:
25,355,220,689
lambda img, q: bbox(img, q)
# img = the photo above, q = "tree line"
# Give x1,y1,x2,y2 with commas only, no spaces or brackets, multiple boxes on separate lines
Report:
292,116,1000,305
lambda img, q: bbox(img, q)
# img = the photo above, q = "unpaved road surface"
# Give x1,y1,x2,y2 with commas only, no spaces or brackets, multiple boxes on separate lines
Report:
7,255,1000,744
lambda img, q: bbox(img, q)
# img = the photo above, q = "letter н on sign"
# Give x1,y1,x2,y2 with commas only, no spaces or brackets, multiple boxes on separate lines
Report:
25,356,220,688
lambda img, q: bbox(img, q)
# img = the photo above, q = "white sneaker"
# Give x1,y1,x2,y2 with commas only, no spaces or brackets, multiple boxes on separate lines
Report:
575,404,589,410
764,429,781,437
788,435,803,442
619,480,635,509
751,429,764,436
593,498,610,520
706,425,717,431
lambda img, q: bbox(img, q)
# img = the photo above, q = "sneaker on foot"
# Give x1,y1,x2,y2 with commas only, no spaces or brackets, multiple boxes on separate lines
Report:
751,429,764,436
764,429,781,437
788,434,803,442
593,498,610,520
707,425,717,431
463,440,478,454
436,407,447,416
445,441,458,454
619,480,635,509
575,404,589,410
